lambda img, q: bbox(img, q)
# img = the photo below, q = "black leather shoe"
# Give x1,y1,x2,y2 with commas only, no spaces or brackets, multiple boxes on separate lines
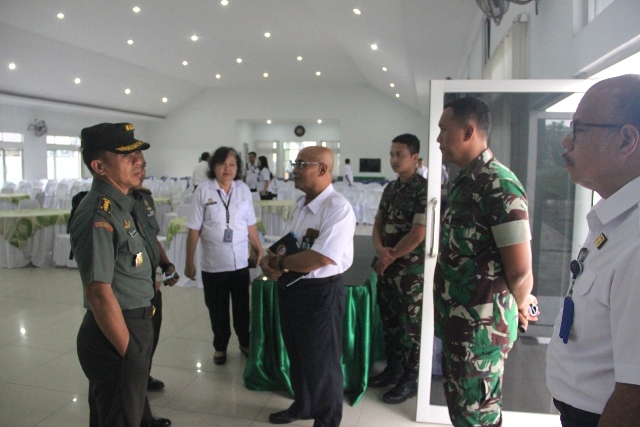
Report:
239,345,250,357
382,374,418,404
268,409,299,424
213,351,227,365
368,364,404,388
147,376,165,391
150,416,172,427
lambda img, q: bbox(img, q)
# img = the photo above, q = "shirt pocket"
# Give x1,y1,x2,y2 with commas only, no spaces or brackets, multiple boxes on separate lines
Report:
206,203,225,224
572,268,597,338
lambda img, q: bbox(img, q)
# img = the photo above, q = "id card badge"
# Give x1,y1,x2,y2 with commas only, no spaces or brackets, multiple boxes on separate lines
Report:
223,228,233,242
558,296,574,344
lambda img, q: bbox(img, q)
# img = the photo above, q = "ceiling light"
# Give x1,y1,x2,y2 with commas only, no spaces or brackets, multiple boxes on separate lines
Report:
395,93,400,98
133,6,140,13
125,88,131,94
317,119,322,124
316,71,321,76
236,58,242,63
182,61,188,66
162,97,168,103
191,35,198,41
57,12,64,19
127,39,133,45
390,83,395,88
8,63,16,70
263,72,269,78
215,74,221,79
221,0,228,5
74,78,81,84
353,8,361,15
297,56,303,61
371,44,378,51
266,120,271,124
382,66,387,72
264,32,271,38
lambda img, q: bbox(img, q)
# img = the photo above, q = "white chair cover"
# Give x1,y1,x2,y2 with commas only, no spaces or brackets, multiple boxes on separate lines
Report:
53,234,78,268
17,199,41,209
363,189,383,225
0,223,66,268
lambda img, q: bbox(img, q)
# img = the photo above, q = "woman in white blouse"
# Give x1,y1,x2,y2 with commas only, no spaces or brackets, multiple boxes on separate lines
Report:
184,147,262,365
257,155,277,200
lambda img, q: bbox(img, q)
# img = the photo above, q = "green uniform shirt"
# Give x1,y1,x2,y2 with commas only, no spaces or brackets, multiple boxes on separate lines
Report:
70,179,154,310
434,148,531,347
131,188,160,272
376,172,427,271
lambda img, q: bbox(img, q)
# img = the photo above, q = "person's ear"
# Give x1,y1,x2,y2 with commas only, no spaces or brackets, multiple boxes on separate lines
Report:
318,163,328,176
619,124,639,158
91,159,106,176
463,124,474,141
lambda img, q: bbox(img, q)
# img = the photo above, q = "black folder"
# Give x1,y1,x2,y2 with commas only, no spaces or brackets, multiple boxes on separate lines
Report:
268,232,305,288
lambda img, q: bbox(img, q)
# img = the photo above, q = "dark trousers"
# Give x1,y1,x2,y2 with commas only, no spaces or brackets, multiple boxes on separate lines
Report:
77,310,153,427
278,276,345,427
202,268,251,350
141,290,163,425
553,398,601,427
259,192,276,200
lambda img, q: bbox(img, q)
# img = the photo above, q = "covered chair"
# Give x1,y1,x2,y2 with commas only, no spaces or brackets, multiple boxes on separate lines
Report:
17,199,41,209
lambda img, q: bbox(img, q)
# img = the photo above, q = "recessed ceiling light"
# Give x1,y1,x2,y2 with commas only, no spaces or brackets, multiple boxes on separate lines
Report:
127,39,133,45
125,88,131,95
266,120,271,124
133,6,140,13
182,60,188,66
8,63,16,70
263,72,269,78
317,119,322,124
390,83,395,88
264,32,271,38
371,44,378,51
395,93,400,98
57,12,64,19
74,78,81,84
237,58,242,64
215,74,221,79
162,97,168,103
382,66,387,72
191,35,198,41
221,0,228,5
316,71,321,76
353,8,361,15
297,56,303,61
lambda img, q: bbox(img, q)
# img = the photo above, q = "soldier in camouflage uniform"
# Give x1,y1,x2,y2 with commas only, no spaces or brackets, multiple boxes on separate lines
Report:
371,133,427,404
434,97,538,427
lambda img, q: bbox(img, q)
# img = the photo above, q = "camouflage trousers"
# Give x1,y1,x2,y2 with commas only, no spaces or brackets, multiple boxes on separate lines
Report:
376,268,423,374
441,343,512,427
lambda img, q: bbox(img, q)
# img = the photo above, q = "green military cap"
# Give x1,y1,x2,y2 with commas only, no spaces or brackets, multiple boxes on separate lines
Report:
81,123,150,154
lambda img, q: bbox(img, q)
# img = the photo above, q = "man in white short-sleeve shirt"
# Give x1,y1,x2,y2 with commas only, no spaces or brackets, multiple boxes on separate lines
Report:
261,146,356,427
343,158,354,186
244,151,259,191
546,74,640,427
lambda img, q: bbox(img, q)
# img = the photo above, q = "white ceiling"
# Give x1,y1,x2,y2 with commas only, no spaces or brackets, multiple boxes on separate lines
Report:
0,0,482,118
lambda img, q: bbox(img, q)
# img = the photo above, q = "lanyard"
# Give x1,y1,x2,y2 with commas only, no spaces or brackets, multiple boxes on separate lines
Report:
216,189,232,228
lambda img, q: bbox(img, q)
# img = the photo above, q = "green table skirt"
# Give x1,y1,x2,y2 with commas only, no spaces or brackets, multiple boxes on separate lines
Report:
243,272,384,406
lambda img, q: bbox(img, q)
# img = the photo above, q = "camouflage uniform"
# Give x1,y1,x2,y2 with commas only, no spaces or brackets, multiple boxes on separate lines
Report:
376,172,427,375
434,148,530,427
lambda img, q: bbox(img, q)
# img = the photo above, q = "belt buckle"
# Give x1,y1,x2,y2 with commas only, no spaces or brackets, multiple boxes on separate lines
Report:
151,305,156,317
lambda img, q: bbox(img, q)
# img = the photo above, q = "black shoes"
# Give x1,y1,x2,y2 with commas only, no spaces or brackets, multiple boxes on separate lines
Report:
240,345,250,357
147,376,165,391
268,409,299,424
382,372,418,404
213,351,227,365
149,416,172,427
368,363,404,388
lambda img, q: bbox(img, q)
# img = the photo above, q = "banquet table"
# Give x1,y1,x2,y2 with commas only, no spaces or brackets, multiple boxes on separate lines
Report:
243,272,385,406
0,208,70,268
0,193,30,211
253,200,295,236
152,196,173,235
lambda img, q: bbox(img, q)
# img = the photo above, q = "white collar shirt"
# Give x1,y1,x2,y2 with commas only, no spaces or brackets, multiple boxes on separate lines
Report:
287,184,356,279
546,175,640,414
192,161,209,187
245,163,259,190
343,164,353,184
186,179,256,272
258,168,277,193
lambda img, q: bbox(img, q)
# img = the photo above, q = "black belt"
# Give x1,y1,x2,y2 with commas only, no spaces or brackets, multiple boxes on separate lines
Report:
297,274,342,286
250,188,257,192
122,306,156,319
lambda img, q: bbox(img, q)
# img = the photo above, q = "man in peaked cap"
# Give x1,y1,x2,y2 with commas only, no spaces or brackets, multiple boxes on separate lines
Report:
70,123,170,426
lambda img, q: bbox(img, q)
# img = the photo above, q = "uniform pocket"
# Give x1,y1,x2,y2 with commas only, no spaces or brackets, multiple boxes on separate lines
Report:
571,268,597,337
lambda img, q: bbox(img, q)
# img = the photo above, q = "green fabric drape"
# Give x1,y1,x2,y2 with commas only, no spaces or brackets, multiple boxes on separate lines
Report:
243,272,384,406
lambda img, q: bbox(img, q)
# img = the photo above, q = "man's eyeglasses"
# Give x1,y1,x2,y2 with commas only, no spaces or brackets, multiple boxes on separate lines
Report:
290,161,323,169
569,120,625,141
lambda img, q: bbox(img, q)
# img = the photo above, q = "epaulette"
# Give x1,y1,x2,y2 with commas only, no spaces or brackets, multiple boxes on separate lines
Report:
98,197,112,216
137,187,153,195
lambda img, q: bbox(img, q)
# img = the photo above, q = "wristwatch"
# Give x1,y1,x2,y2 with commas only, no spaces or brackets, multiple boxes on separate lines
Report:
278,256,289,273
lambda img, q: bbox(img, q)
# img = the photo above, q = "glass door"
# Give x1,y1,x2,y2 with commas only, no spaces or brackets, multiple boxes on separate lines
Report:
418,79,597,425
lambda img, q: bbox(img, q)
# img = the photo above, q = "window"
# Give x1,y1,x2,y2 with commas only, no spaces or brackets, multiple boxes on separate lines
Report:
46,135,82,179
588,0,614,22
0,132,24,187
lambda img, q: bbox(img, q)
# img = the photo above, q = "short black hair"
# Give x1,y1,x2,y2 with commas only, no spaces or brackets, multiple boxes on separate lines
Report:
444,96,491,136
200,152,211,161
248,151,257,156
207,147,243,181
392,133,420,155
345,158,350,164
81,148,108,177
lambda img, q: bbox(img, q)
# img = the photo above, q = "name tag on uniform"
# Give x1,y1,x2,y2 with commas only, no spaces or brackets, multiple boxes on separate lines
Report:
128,229,138,237
223,228,233,242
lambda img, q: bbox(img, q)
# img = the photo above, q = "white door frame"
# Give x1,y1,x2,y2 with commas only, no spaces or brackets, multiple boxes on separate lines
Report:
417,79,597,425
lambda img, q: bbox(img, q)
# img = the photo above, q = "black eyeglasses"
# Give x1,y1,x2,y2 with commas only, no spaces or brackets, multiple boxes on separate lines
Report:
290,161,323,169
570,120,625,141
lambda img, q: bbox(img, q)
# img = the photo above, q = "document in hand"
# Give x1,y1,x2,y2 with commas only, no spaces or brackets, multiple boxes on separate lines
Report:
268,232,305,289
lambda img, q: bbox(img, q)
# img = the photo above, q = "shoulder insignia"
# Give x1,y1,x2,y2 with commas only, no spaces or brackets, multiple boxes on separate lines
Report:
139,187,152,195
93,221,114,233
98,198,112,215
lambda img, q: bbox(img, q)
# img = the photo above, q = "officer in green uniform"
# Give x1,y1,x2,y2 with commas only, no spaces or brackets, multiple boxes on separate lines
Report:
371,133,427,404
71,122,159,427
434,97,538,427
